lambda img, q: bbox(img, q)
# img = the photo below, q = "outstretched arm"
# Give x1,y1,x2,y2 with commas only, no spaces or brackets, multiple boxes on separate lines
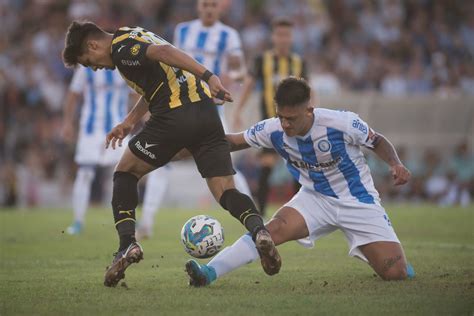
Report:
370,133,411,186
61,91,81,144
226,132,251,152
146,44,233,102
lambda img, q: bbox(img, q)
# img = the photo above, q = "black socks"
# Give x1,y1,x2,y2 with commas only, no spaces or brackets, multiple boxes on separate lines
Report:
219,189,265,240
112,172,138,251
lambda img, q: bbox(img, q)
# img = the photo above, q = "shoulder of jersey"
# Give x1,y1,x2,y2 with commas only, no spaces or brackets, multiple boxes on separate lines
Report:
175,20,196,30
314,108,352,131
263,116,282,132
219,22,239,33
291,52,303,60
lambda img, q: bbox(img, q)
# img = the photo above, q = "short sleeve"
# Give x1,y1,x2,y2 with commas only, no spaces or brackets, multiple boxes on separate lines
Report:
243,119,275,149
345,112,377,148
69,66,86,93
226,30,243,56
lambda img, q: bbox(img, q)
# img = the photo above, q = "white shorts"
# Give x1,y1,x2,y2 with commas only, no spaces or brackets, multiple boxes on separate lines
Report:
284,187,400,262
75,133,126,166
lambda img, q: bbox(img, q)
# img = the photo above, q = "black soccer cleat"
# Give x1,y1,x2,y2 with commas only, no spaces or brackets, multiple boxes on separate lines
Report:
255,229,281,276
104,242,143,287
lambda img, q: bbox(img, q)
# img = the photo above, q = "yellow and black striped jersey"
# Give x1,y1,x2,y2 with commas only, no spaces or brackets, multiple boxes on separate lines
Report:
250,50,307,119
111,26,211,114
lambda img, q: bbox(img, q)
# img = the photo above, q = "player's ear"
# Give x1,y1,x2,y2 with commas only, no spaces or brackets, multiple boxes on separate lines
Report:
86,40,99,51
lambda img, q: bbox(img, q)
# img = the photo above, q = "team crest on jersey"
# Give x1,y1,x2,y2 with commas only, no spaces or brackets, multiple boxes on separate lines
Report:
317,139,331,152
130,44,141,56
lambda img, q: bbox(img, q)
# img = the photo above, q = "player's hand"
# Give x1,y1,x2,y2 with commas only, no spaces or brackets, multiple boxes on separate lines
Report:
390,163,411,186
208,75,233,104
61,123,75,144
106,122,133,150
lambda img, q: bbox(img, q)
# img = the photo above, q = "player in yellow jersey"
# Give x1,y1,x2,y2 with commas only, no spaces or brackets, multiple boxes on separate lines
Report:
62,21,280,287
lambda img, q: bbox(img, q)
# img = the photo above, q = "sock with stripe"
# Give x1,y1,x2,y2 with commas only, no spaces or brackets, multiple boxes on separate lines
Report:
219,189,265,240
112,171,138,251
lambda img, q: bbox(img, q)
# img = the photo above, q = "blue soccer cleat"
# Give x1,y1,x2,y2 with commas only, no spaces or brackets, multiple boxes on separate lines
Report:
406,263,416,279
185,260,217,287
66,221,83,235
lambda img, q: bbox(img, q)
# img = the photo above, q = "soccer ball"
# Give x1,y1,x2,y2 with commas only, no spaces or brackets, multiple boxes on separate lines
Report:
180,215,224,259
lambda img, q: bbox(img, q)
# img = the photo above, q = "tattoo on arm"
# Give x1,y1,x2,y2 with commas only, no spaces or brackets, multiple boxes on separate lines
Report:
372,134,402,167
382,255,402,272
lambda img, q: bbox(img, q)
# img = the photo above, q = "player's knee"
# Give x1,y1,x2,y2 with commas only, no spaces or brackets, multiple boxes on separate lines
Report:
380,265,408,281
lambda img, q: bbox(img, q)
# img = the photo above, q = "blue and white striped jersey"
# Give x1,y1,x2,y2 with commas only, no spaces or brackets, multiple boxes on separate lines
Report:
69,66,129,137
173,19,242,76
244,108,381,205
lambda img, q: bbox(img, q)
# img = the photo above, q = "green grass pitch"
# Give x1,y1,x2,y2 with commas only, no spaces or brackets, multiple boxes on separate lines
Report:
1,204,473,315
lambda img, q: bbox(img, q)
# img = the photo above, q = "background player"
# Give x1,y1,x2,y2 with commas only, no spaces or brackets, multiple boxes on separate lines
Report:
186,77,415,286
136,0,252,237
62,66,168,235
62,21,279,287
233,18,307,216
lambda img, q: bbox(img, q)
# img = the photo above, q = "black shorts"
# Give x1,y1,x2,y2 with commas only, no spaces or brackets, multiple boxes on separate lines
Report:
128,99,235,178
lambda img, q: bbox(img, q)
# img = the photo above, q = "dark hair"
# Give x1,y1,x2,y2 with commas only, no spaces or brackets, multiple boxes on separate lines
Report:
274,77,311,107
271,17,294,30
62,21,106,67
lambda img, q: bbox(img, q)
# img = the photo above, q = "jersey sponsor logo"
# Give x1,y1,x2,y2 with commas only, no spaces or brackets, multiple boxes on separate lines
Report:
317,139,331,152
145,142,158,149
288,156,342,172
121,59,141,66
352,119,368,134
249,122,266,136
130,44,141,56
118,44,126,52
135,141,156,159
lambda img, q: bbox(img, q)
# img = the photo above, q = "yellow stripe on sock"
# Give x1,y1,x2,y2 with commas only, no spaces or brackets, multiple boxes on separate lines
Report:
115,218,136,226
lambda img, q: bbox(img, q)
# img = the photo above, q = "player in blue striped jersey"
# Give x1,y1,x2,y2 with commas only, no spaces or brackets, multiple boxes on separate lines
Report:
62,66,168,235
185,77,415,285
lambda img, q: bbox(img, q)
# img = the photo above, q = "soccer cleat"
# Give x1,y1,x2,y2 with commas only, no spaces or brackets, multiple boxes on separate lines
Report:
406,263,416,279
66,222,83,235
104,242,144,287
255,229,281,276
185,260,216,287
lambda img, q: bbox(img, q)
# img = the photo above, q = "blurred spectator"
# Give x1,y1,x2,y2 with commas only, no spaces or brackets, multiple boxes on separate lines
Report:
0,0,473,208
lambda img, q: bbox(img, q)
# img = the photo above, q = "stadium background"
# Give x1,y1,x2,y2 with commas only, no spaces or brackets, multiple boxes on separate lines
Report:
1,0,472,209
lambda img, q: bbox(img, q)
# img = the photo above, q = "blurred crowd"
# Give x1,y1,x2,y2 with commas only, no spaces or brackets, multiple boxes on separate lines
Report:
0,0,473,208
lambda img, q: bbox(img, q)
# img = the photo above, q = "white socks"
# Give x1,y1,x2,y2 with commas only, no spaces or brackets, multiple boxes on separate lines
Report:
208,233,259,278
140,167,170,230
72,166,96,223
